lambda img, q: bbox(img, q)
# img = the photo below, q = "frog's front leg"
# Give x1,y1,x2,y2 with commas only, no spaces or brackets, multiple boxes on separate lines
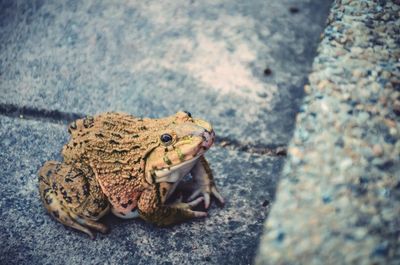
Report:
184,156,224,208
38,161,110,239
137,186,207,226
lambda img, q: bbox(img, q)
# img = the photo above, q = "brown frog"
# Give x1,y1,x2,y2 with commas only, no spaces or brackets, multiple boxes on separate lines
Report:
38,111,224,238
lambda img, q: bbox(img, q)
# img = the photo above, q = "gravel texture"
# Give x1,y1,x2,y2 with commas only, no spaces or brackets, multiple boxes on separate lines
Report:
0,116,283,265
256,1,400,264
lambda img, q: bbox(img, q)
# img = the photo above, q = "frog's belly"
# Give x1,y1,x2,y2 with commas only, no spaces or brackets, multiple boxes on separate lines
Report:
112,207,140,219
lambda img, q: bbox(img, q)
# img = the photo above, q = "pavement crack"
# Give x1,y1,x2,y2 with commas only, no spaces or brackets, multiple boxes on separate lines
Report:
0,103,83,124
0,103,287,156
215,136,287,156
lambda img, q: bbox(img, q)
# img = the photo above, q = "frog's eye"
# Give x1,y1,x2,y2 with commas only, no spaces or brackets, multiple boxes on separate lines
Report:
183,111,192,118
160,133,173,145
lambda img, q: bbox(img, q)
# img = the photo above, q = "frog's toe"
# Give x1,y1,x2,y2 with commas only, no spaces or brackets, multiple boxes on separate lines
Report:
71,212,109,234
204,193,211,209
186,196,204,207
190,210,208,218
58,210,96,239
168,196,207,217
187,189,202,202
169,196,203,209
187,188,211,208
177,197,207,218
211,186,225,206
187,185,224,209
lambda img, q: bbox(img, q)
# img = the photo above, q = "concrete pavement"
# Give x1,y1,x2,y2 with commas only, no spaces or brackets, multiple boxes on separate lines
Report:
0,0,331,264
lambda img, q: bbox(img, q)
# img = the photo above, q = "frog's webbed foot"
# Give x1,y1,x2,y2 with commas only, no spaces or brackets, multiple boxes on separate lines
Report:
182,156,224,209
38,161,109,239
168,195,207,217
138,189,207,226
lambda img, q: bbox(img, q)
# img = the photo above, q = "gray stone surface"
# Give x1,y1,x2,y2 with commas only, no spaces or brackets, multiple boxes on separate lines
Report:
0,0,331,145
0,116,283,265
257,1,400,264
0,1,335,264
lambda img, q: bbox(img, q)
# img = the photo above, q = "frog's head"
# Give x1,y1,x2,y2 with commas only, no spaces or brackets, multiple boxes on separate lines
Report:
143,111,214,199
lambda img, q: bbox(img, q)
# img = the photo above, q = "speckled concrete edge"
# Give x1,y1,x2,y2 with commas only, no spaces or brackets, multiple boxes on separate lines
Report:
256,1,400,264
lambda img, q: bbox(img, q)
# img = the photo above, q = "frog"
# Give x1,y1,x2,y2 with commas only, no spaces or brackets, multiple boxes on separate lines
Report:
38,111,224,239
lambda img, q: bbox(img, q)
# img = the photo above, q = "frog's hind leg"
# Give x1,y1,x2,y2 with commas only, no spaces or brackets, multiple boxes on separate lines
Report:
38,161,109,239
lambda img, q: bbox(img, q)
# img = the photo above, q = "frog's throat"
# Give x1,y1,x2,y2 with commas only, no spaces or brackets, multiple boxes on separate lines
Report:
152,155,201,201
154,154,201,182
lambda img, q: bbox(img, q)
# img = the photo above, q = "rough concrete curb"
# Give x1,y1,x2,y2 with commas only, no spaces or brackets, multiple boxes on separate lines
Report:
256,1,400,264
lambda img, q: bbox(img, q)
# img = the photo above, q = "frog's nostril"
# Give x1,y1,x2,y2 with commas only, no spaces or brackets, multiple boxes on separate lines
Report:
201,130,214,149
204,128,214,135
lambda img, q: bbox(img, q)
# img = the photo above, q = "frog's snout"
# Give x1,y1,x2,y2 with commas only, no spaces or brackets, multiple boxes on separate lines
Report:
201,129,215,149
192,119,215,149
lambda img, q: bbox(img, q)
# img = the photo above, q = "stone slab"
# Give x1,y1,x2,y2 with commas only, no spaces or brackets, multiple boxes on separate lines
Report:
0,116,283,265
0,0,331,145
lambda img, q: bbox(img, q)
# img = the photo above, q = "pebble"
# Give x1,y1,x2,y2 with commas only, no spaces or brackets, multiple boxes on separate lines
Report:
352,69,365,78
372,144,384,157
263,68,272,76
393,102,400,116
